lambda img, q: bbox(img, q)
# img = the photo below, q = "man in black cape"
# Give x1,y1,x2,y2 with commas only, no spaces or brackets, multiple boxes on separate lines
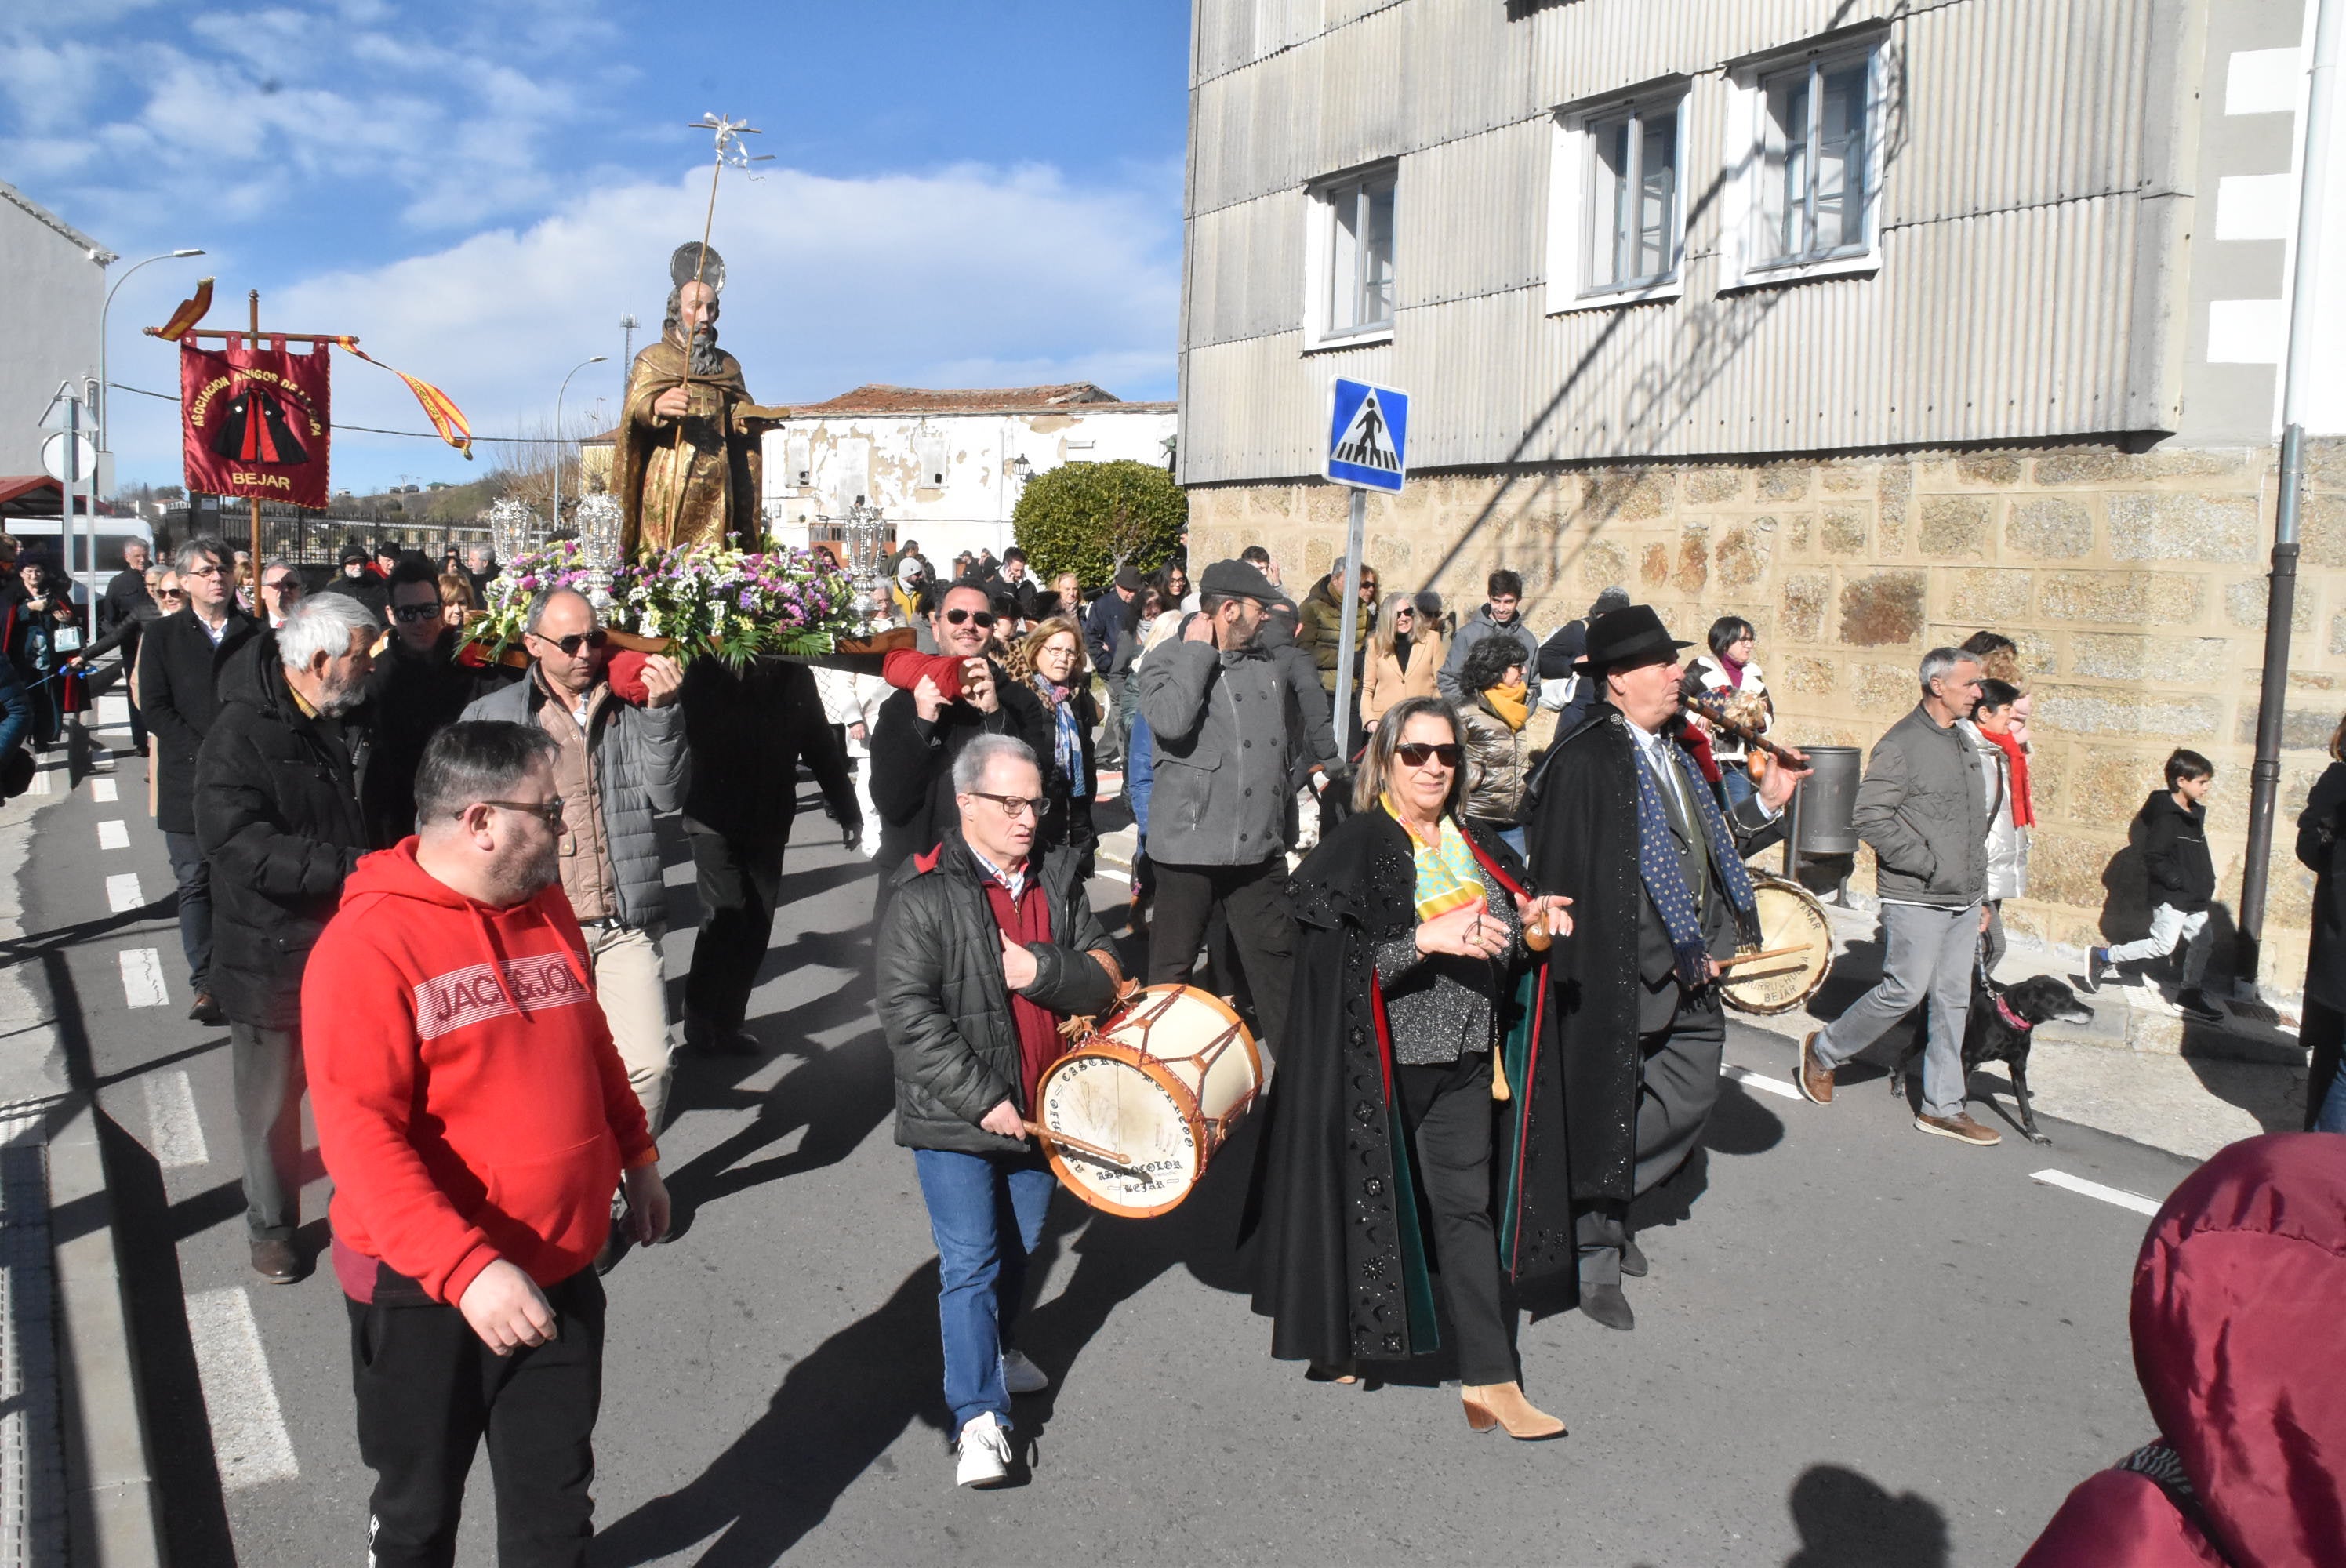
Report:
1522,604,1806,1330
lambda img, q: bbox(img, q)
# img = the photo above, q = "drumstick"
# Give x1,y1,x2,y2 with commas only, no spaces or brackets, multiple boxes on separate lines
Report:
1024,1121,1136,1170
1713,943,1813,968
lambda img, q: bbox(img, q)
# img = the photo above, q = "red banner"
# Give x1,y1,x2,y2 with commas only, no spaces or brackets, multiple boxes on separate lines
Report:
181,340,332,509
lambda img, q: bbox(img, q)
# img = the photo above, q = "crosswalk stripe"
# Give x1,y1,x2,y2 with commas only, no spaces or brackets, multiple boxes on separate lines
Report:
1720,1062,1803,1101
27,766,51,796
105,873,144,913
90,777,118,802
141,1069,209,1169
185,1288,300,1489
2030,1168,2161,1216
97,819,129,850
118,949,169,1009
95,694,129,726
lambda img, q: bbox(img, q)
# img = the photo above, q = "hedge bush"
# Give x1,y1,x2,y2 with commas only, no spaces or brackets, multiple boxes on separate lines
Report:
1011,459,1186,590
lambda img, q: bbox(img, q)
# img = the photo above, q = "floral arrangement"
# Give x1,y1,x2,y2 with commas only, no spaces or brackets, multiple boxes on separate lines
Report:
470,536,861,667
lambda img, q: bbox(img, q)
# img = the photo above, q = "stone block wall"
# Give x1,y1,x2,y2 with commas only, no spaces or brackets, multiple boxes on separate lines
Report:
1187,441,2346,994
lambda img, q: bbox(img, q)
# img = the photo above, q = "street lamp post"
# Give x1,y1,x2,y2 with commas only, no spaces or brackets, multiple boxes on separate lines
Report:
551,354,609,530
96,247,203,585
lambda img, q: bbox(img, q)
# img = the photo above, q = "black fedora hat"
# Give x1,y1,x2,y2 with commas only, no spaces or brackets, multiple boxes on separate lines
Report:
1575,603,1694,673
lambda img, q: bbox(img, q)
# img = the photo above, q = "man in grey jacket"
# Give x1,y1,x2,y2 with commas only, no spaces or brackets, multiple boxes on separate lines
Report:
463,588,688,1143
874,735,1118,1489
1796,647,1999,1144
1135,557,1299,1050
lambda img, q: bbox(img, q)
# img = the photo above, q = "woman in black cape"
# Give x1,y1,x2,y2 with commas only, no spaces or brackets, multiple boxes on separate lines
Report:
1249,695,1577,1438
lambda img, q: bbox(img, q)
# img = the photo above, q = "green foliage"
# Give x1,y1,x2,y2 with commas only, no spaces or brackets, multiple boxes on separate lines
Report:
1011,459,1186,589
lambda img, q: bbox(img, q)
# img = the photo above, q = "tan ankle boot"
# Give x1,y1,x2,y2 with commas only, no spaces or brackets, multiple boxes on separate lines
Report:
1461,1381,1567,1440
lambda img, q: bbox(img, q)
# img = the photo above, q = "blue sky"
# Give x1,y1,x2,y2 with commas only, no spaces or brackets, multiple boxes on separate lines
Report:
2,0,1190,493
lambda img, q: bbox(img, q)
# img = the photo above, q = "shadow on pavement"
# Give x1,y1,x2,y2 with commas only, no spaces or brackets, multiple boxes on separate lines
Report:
1783,1463,1950,1567
586,1261,951,1566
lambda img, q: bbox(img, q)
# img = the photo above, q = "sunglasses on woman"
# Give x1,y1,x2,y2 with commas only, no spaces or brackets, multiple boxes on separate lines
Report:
942,608,997,629
1395,742,1462,768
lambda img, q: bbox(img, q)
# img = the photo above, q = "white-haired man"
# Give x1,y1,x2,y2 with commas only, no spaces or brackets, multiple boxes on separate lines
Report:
194,591,380,1283
875,733,1120,1488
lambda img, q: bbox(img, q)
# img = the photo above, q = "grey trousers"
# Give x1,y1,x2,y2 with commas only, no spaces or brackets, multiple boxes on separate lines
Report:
1814,901,1980,1120
1577,994,1727,1290
229,1021,307,1241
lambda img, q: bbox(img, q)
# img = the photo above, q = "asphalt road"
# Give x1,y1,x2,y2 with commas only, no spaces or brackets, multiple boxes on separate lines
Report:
29,744,2197,1567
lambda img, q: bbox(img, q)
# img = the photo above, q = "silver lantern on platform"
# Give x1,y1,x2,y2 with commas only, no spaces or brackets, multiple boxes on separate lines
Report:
831,498,889,629
487,496,544,576
574,492,625,614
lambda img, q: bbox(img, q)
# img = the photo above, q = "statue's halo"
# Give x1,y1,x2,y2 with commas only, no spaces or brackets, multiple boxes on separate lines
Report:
669,243,727,293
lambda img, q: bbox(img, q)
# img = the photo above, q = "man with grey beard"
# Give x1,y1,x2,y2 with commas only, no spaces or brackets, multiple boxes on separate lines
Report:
615,264,772,554
196,592,382,1283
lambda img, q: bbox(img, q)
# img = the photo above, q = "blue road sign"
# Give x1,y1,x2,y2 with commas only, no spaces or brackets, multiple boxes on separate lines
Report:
1325,378,1408,492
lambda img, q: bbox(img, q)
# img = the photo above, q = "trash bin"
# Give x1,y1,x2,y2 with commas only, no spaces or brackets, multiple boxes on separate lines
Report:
1790,745,1863,857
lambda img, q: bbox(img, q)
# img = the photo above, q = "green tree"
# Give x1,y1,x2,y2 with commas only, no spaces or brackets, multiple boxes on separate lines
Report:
1011,458,1186,590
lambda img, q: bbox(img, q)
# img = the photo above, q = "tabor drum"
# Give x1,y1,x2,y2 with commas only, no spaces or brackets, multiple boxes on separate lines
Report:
1033,985,1263,1218
1718,874,1835,1016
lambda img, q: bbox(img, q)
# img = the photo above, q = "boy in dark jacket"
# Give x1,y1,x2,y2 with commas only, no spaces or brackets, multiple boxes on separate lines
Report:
2088,750,2221,1022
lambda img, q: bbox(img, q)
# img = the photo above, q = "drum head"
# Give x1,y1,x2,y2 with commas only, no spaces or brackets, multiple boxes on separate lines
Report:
1036,1047,1205,1218
1721,878,1834,1015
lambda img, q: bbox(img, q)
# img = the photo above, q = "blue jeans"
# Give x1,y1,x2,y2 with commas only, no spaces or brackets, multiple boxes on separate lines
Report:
912,1147,1055,1432
1718,760,1756,814
1496,825,1527,856
165,829,212,991
2319,1053,2346,1134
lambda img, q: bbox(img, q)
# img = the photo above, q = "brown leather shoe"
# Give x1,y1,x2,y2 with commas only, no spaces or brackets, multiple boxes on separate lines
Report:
249,1238,302,1284
1462,1382,1567,1440
1796,1030,1835,1105
1916,1111,2002,1146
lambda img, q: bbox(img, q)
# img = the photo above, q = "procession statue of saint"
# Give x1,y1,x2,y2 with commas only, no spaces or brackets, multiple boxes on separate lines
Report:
615,245,788,556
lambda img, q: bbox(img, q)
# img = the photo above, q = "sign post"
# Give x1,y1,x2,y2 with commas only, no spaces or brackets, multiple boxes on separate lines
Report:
1324,378,1409,753
41,383,97,602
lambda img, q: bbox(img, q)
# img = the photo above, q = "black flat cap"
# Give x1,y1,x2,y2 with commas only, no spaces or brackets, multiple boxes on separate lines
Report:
1197,557,1291,608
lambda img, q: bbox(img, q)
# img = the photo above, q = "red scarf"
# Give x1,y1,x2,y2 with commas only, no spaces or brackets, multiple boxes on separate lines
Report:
1981,726,2035,827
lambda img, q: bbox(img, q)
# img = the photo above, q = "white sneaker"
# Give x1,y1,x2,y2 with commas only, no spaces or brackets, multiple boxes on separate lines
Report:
954,1412,1012,1488
1001,1349,1050,1396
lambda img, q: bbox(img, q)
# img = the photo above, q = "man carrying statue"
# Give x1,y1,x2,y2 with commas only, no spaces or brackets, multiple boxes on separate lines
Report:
616,245,787,556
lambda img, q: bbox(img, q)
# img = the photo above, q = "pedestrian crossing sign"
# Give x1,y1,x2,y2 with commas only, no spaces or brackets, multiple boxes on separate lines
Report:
1325,377,1408,492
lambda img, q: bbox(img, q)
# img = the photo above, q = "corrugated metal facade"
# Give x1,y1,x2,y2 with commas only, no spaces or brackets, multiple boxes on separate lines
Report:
1180,0,2195,485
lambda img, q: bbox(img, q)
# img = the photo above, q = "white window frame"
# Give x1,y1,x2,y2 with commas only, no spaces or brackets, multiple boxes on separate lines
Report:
1722,34,1888,290
1302,162,1398,351
1546,82,1690,316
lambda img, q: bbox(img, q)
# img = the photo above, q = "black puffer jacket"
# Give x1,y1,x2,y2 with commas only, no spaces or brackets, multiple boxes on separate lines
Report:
356,630,514,848
2140,789,2217,913
875,833,1117,1155
193,635,369,1030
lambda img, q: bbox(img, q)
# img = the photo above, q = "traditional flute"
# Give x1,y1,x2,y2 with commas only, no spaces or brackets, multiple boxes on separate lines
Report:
1683,691,1809,768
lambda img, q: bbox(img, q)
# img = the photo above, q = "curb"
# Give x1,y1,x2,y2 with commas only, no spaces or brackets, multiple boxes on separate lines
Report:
49,1093,165,1568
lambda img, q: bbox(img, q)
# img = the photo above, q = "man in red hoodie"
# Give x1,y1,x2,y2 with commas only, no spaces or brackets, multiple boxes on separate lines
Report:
305,720,669,1567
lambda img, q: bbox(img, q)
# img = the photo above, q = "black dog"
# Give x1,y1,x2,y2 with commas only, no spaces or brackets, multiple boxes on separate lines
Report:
1888,974,2094,1144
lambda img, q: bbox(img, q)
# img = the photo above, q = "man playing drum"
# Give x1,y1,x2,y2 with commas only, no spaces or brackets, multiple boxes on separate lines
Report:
873,734,1122,1489
1522,606,1807,1332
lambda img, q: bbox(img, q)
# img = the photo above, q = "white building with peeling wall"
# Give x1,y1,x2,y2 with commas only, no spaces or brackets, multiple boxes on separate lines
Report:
761,383,1176,565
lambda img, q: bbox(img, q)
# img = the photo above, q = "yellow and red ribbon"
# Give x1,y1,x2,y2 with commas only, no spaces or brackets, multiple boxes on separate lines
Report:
332,336,474,459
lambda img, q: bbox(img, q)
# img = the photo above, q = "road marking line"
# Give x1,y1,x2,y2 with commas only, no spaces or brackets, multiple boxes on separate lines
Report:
96,694,129,726
105,873,144,912
185,1288,299,1490
96,819,129,850
90,776,118,802
27,766,51,795
1720,1062,1803,1101
141,1069,209,1169
2031,1169,2161,1216
118,949,169,1009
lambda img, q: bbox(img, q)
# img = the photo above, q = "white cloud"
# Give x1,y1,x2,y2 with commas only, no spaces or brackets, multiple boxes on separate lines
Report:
103,158,1181,492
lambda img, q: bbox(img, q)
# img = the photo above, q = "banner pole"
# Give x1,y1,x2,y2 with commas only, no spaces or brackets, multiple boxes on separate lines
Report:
248,290,263,578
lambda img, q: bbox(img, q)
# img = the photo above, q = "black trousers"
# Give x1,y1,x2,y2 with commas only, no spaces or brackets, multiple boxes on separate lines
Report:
1146,858,1297,1050
683,824,783,1032
2304,998,2344,1131
1395,1053,1516,1385
348,1269,606,1568
1576,990,1727,1289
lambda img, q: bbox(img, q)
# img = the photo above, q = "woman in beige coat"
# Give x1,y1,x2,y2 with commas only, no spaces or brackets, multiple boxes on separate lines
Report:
1359,591,1445,730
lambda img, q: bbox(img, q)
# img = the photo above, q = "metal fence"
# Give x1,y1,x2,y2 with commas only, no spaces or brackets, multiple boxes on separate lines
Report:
165,506,492,567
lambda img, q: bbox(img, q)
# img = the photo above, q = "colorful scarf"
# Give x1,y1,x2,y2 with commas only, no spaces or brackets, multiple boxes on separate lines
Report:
1482,684,1530,733
1636,736,1759,989
1036,677,1088,798
1386,798,1485,920
1981,724,2035,828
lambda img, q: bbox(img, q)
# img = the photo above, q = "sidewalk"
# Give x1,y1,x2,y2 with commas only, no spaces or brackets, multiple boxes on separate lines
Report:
1092,820,2304,1162
0,699,167,1566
